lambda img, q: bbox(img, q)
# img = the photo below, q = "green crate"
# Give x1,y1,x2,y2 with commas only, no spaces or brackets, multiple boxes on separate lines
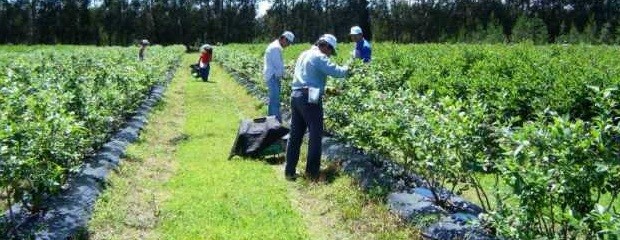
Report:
260,141,285,156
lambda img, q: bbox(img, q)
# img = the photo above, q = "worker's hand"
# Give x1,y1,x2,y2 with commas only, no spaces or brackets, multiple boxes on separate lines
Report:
325,86,341,96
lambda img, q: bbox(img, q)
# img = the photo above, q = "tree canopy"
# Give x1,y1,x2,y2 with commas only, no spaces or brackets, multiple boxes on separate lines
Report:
0,0,618,45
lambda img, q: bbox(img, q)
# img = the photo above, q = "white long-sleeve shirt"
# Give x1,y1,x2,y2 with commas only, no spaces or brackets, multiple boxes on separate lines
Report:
263,40,285,80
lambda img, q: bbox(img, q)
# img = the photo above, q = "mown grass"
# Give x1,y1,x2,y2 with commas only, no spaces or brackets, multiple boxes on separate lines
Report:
154,62,308,239
217,60,420,239
88,54,421,239
288,176,421,240
87,54,188,239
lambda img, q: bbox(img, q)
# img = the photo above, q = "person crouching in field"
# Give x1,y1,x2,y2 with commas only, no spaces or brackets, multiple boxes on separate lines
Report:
199,44,213,82
264,31,295,122
285,34,348,181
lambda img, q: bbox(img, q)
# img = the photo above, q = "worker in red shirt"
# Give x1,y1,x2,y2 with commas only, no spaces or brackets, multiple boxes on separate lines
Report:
199,44,213,82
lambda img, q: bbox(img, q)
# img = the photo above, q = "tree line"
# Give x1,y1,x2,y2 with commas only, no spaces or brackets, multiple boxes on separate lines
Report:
0,0,257,46
0,0,618,46
368,0,620,44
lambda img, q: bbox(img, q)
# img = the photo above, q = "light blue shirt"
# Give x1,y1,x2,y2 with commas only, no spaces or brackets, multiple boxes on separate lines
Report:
292,46,348,96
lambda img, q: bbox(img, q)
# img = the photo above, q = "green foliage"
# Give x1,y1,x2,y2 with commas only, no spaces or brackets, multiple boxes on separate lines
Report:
557,24,587,44
218,43,620,237
1,0,619,45
512,15,548,44
598,22,617,44
452,15,505,44
494,103,620,238
0,45,183,224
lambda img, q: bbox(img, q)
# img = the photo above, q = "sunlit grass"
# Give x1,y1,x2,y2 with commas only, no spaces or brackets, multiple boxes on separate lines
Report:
88,55,423,239
87,54,188,240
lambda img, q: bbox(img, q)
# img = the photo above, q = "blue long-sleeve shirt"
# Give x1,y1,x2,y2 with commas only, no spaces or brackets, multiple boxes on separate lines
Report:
354,39,372,63
292,46,348,96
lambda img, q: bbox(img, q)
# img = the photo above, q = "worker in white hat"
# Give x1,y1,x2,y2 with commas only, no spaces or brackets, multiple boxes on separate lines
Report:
138,39,150,61
349,26,371,63
263,31,295,122
285,33,348,181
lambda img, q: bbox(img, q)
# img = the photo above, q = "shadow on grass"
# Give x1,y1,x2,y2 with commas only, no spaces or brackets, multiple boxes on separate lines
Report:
197,80,216,83
168,133,190,145
151,98,168,111
318,162,341,184
296,162,343,185
123,153,145,163
228,155,285,165
264,156,286,165
228,154,343,185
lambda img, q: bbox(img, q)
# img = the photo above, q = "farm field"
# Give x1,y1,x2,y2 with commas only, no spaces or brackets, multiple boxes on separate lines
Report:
85,54,420,239
1,0,618,238
217,43,620,238
1,47,420,239
1,42,619,239
0,45,183,222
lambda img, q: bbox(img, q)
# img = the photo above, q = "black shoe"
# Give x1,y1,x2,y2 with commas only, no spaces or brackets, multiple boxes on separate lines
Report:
304,172,320,182
285,173,298,181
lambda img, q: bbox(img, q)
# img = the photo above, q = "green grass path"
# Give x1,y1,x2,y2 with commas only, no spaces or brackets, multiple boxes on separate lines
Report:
89,54,418,240
157,57,308,239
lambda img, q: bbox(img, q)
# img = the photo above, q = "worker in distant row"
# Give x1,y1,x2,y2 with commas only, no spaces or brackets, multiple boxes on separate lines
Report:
138,39,149,61
285,34,348,181
349,26,371,63
264,31,295,122
199,44,213,82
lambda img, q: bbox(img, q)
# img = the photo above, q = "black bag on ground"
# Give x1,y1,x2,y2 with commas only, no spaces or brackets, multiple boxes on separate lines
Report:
228,116,289,159
190,64,200,78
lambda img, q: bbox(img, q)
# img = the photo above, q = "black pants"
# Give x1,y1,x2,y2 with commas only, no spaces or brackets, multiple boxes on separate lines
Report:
285,89,323,178
199,64,210,81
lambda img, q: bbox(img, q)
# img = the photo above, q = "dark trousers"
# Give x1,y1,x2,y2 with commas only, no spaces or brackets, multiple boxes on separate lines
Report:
285,89,324,178
199,64,210,81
